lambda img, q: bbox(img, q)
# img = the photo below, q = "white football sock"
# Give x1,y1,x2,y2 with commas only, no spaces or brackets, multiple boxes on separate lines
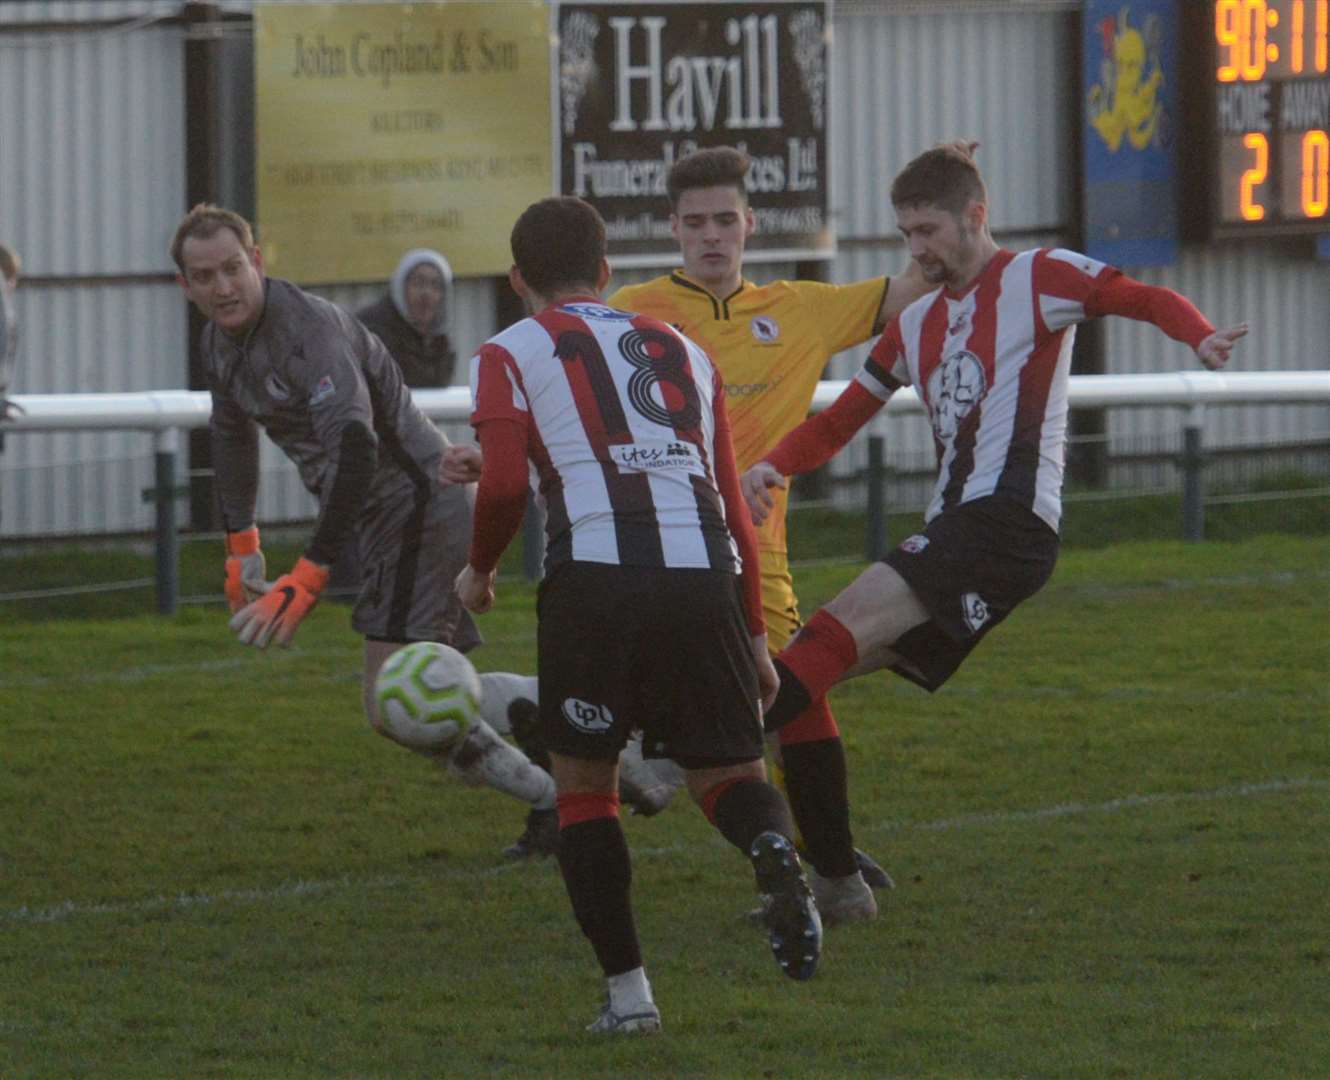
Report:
607,966,654,1011
476,672,539,735
444,718,556,809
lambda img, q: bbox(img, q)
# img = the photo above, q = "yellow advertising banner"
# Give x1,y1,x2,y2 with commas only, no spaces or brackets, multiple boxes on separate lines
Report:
255,2,551,283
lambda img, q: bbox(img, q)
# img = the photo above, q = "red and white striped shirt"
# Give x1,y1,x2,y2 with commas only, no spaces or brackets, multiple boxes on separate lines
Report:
766,248,1214,532
469,298,764,629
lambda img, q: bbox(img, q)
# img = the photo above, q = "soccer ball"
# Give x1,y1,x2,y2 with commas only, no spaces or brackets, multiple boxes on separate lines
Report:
374,642,482,752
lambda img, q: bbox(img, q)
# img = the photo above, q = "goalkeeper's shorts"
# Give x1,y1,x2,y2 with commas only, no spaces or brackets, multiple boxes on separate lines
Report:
353,476,481,651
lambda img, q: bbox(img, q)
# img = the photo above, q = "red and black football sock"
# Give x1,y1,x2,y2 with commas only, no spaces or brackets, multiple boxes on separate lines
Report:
555,793,641,977
778,736,858,879
764,610,859,733
701,777,796,854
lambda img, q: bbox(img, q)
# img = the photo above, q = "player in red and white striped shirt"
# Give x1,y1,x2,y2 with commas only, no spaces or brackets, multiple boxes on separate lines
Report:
454,197,823,1034
745,143,1247,730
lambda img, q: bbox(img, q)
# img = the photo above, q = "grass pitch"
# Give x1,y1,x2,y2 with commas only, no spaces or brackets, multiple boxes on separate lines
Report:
2,535,1326,1078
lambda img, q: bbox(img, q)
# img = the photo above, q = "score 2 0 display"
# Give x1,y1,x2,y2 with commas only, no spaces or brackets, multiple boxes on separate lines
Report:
1212,0,1330,231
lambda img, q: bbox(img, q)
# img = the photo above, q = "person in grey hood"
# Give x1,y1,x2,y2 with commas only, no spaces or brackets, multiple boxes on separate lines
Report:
0,242,21,441
171,204,558,841
356,248,457,388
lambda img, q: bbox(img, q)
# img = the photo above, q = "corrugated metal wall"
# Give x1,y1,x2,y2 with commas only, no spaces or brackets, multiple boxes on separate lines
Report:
833,5,1075,240
0,7,188,539
1,0,1325,541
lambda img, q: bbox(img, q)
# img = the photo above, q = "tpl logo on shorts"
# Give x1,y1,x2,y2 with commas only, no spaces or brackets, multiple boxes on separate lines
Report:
961,591,991,634
899,534,929,554
562,697,614,734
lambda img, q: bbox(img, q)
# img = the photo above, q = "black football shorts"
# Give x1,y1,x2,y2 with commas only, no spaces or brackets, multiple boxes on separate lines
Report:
536,561,764,764
883,496,1059,691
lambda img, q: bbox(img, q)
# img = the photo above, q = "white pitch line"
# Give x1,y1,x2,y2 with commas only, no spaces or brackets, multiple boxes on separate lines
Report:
5,776,1324,927
861,776,1330,836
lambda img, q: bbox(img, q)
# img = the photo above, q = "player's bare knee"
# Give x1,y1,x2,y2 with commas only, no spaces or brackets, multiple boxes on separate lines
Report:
825,562,928,658
685,759,766,806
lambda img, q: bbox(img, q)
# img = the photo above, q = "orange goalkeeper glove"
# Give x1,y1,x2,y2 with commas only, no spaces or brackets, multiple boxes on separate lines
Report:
224,527,269,614
228,556,329,649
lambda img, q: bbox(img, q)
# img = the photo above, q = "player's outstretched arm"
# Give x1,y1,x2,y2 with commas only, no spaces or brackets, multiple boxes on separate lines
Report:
741,462,787,526
440,443,483,484
455,564,496,614
878,257,933,325
457,418,528,615
1196,323,1248,371
744,379,888,526
750,632,779,710
229,557,329,649
223,525,269,613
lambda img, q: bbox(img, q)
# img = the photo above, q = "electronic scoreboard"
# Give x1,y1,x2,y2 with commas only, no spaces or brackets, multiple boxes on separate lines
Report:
1205,0,1330,234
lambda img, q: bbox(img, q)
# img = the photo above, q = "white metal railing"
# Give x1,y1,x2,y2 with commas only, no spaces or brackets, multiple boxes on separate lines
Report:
8,372,1328,434
3,371,1328,611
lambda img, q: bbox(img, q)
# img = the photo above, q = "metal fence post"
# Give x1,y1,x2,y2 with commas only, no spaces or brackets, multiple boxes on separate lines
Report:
1181,405,1206,542
154,427,180,614
865,434,888,561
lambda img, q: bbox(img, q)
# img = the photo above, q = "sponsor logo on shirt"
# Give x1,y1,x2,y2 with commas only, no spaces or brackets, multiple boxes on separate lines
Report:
609,440,704,476
563,302,633,321
899,533,929,555
309,374,337,407
926,350,987,441
265,373,291,401
562,697,614,734
961,591,991,634
750,315,780,343
725,372,784,397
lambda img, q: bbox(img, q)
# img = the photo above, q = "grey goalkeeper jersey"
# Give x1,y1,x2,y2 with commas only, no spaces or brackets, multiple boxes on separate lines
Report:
204,277,446,550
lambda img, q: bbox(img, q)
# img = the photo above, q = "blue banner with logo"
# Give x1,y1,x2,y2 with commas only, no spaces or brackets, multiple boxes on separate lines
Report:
1082,0,1179,266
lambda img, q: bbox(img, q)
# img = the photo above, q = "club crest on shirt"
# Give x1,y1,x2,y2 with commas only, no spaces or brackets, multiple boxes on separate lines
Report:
309,374,337,407
562,697,614,734
898,533,929,555
750,315,780,343
962,591,991,634
265,372,291,401
926,350,987,441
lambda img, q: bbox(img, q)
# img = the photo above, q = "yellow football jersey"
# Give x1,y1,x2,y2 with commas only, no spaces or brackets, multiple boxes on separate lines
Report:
608,271,885,557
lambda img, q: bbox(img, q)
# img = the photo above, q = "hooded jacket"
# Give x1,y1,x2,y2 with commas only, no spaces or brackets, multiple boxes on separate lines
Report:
0,279,17,449
356,249,457,388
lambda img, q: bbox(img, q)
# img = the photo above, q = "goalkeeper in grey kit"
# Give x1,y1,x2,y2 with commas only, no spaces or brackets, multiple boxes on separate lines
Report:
172,204,553,832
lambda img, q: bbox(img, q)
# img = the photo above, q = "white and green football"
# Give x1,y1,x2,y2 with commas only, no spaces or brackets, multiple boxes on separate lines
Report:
374,642,482,752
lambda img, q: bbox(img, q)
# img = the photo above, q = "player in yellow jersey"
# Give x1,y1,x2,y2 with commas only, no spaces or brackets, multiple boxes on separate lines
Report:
608,146,931,925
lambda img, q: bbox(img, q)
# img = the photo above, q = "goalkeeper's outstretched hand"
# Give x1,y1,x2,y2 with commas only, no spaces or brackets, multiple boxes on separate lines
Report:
224,527,270,613
229,557,329,649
